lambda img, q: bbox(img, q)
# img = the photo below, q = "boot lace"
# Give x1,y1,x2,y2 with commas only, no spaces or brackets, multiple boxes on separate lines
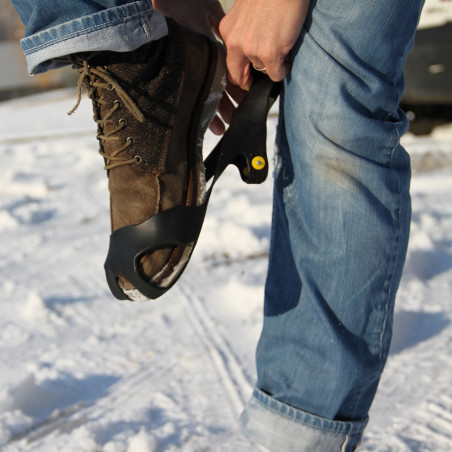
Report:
68,59,145,170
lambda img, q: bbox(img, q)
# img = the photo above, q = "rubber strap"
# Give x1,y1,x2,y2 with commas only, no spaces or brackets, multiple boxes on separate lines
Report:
104,72,281,300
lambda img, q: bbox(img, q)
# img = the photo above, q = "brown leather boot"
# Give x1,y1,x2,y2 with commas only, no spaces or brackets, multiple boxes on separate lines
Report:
70,19,226,300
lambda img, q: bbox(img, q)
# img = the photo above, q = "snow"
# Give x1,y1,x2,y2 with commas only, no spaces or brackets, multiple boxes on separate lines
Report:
1,88,452,451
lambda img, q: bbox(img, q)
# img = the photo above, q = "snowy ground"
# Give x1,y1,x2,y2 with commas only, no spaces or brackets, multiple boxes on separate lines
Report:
0,89,451,452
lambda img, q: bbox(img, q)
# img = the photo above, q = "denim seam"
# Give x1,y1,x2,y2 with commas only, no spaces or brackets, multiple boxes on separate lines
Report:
253,390,366,435
254,395,329,434
141,14,152,40
22,12,149,55
377,121,403,364
379,190,401,364
387,112,402,161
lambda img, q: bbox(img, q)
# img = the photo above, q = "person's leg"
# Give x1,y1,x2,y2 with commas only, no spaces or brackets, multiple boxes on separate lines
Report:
242,0,424,450
10,0,166,73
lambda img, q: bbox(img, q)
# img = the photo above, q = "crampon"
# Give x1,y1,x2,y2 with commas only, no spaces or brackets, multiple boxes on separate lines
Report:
104,71,282,300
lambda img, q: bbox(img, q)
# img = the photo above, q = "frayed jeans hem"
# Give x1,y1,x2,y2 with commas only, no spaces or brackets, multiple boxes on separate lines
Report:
240,388,367,452
20,1,167,74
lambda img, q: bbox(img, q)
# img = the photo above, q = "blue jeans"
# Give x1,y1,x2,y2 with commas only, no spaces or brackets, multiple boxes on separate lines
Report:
241,0,423,450
10,0,423,450
10,0,166,74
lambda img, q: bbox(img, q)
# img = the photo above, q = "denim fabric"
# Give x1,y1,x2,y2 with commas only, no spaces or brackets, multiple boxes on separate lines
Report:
241,0,424,450
241,388,365,452
10,0,167,74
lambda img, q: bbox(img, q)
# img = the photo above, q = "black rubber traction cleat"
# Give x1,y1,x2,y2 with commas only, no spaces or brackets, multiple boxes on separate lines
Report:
104,71,282,300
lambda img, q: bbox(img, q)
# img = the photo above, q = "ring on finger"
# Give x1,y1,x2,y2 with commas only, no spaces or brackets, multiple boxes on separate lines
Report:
252,63,267,73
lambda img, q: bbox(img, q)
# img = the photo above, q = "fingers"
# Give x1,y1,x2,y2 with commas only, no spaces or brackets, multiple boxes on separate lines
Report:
251,62,267,73
250,56,289,82
209,81,247,135
219,22,290,89
218,0,309,90
209,114,225,135
226,52,289,90
224,49,289,90
225,49,254,91
224,80,247,105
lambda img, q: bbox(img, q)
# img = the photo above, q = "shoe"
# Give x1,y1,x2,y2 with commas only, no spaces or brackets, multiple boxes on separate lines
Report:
70,18,226,300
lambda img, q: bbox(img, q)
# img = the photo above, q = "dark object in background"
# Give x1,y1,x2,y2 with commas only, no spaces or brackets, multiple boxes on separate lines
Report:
402,1,452,135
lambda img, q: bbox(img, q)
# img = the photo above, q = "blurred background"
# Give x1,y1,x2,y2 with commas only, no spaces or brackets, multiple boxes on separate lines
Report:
0,0,451,133
0,0,76,101
403,0,452,134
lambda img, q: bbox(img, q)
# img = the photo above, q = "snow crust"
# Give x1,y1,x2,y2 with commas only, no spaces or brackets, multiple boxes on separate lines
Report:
1,89,452,451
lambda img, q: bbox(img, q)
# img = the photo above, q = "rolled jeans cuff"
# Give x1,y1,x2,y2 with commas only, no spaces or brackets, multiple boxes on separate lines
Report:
241,388,368,452
20,1,168,75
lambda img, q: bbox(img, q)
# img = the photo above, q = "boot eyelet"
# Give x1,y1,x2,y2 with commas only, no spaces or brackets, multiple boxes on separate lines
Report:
134,155,142,165
114,99,122,107
127,136,135,145
119,118,127,127
107,84,114,90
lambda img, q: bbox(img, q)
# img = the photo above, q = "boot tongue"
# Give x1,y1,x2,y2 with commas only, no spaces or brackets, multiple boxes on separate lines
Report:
88,38,167,85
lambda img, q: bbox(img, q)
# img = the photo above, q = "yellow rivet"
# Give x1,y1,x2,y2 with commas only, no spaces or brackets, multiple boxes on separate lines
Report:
252,156,266,171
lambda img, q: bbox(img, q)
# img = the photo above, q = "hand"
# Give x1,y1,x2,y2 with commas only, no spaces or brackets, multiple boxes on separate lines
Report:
219,0,310,90
152,0,224,38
